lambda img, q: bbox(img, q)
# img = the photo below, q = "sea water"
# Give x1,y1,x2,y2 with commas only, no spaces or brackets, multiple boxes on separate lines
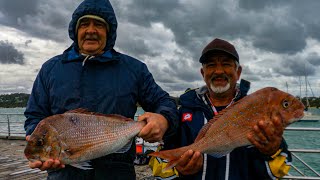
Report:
0,107,319,176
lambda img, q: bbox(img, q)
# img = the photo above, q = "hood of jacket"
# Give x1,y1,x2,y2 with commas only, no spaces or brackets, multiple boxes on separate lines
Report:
68,0,118,52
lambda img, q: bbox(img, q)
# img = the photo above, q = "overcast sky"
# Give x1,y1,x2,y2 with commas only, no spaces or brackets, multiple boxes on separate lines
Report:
0,0,319,97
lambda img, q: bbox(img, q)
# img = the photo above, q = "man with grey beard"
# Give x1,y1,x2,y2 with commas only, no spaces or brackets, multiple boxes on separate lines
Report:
149,38,292,180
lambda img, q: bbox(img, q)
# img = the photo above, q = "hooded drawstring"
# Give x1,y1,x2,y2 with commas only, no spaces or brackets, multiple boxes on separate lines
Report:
82,55,95,66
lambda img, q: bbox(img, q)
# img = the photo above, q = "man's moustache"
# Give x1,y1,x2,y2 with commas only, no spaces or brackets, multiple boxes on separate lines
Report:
84,34,99,40
210,74,229,81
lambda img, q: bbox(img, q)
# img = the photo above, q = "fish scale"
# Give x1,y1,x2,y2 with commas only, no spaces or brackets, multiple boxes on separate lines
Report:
149,87,305,169
24,109,146,167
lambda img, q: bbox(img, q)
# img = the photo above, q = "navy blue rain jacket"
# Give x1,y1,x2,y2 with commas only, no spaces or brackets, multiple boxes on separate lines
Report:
163,80,291,180
24,0,178,161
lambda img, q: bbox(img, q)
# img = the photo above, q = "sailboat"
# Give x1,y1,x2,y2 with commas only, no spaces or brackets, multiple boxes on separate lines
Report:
298,76,320,122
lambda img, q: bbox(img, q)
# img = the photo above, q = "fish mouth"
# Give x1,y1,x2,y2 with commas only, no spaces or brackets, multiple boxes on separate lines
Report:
290,109,305,123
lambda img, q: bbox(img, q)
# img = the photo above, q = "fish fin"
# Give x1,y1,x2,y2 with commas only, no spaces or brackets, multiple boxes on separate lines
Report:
148,146,189,169
208,150,233,158
65,108,134,121
115,139,133,153
70,161,93,170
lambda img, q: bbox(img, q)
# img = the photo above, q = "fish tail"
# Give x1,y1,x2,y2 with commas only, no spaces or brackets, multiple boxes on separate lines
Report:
148,146,189,169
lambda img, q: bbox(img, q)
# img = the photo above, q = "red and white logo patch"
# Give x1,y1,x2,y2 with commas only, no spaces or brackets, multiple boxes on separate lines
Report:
182,113,193,122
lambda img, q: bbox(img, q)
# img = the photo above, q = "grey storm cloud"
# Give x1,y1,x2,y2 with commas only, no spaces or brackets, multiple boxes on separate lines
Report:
273,57,316,77
0,0,40,26
117,0,319,59
1,0,318,57
306,53,320,66
0,0,77,42
0,40,25,64
116,37,160,59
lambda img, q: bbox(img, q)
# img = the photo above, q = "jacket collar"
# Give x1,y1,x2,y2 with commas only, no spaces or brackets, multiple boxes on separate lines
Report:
61,46,119,64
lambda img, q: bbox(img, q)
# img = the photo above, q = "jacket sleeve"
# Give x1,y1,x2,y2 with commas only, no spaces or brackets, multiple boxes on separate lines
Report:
24,67,51,136
138,63,179,139
252,138,292,179
265,138,292,179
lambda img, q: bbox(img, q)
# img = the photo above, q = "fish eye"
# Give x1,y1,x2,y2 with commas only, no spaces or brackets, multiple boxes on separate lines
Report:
282,100,289,108
36,139,43,146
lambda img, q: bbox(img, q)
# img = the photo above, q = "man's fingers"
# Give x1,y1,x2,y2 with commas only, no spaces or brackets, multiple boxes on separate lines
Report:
29,161,42,169
138,124,152,138
51,160,61,169
177,150,194,167
137,113,150,122
176,151,203,175
253,122,268,143
272,117,284,136
189,151,202,167
40,159,53,171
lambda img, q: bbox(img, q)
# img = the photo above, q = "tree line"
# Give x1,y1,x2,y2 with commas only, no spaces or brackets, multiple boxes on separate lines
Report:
0,93,319,108
0,93,30,108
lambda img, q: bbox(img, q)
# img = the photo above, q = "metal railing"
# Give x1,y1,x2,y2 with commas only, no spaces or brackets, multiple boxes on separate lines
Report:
0,113,26,139
282,127,320,180
0,113,319,179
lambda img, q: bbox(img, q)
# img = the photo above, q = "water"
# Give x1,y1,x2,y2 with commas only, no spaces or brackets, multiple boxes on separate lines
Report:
285,121,320,176
0,108,319,176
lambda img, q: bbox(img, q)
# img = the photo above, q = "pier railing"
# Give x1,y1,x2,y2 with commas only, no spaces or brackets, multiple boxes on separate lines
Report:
0,113,319,179
282,127,320,180
0,113,25,139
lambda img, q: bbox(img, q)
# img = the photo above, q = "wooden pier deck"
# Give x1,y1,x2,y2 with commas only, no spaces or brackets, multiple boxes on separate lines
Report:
0,138,154,180
0,155,47,180
0,139,47,180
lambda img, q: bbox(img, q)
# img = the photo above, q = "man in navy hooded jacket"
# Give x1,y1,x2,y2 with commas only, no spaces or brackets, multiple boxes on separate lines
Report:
24,0,178,179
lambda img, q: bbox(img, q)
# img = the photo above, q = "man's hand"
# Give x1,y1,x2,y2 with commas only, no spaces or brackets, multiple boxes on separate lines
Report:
175,150,203,175
26,136,65,170
247,114,284,156
137,112,168,142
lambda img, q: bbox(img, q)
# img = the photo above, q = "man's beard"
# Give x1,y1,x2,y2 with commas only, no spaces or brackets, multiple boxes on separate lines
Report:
208,74,231,94
210,82,230,93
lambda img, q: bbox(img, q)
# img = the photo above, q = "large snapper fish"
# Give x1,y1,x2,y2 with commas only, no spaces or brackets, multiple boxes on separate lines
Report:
149,87,305,168
24,109,146,168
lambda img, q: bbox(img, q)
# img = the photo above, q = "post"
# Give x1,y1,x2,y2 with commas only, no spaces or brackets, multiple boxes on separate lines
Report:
7,114,11,138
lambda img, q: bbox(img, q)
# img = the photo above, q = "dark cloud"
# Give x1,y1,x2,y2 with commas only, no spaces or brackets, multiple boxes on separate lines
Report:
0,40,25,64
25,40,32,47
238,0,285,10
0,1,77,42
273,57,316,77
251,21,306,54
306,53,320,66
116,0,181,27
0,0,40,26
116,0,318,58
1,0,320,96
116,37,160,59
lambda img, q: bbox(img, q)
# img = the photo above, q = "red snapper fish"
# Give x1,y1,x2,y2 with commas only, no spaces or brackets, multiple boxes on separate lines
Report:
149,87,305,168
24,109,146,169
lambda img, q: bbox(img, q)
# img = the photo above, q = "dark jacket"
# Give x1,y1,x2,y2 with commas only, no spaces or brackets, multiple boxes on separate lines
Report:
155,80,292,180
24,0,178,163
